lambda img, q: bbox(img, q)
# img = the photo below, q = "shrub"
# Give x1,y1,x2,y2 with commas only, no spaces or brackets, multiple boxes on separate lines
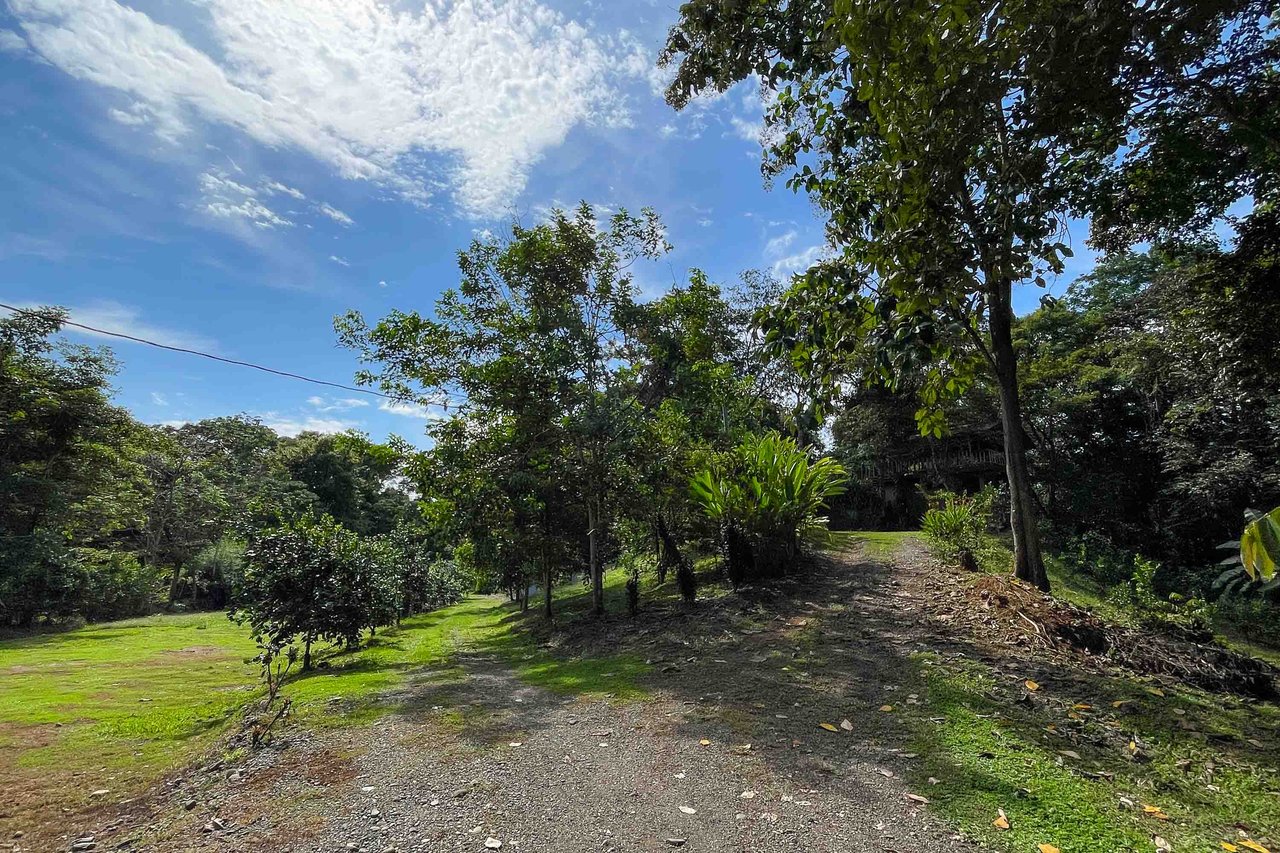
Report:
186,538,244,609
232,514,400,669
1121,556,1216,639
921,487,996,571
1057,530,1136,585
77,549,164,622
690,431,848,584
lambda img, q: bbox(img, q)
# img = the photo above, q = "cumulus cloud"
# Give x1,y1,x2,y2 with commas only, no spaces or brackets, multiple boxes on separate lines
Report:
9,0,643,218
200,170,294,229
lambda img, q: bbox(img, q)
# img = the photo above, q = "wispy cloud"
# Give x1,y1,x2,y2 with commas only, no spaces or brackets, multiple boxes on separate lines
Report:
10,299,219,352
307,395,370,412
0,29,30,54
151,391,168,406
328,255,350,267
259,412,360,437
9,0,646,218
379,400,443,420
763,228,829,278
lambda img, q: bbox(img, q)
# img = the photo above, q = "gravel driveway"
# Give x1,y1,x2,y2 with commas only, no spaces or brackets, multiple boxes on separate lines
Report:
73,541,975,853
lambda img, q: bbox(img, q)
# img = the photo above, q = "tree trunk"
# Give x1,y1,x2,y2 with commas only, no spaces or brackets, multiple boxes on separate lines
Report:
989,278,1049,591
588,498,603,615
303,633,313,671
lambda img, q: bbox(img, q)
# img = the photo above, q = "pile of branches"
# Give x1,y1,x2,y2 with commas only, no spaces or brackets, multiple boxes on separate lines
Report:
952,576,1277,700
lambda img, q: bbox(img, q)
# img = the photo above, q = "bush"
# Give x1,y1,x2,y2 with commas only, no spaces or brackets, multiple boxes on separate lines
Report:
77,549,164,622
1056,530,1136,585
921,487,996,571
690,431,848,584
185,538,244,609
1120,556,1216,639
1214,595,1280,648
233,514,400,669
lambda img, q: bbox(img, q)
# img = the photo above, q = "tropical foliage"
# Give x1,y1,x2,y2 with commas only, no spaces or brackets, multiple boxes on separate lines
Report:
690,431,847,584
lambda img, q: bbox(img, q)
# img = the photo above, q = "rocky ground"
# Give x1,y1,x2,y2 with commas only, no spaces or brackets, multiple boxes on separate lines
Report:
39,541,984,853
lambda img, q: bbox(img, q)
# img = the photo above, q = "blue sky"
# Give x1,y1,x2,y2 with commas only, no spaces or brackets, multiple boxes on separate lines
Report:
0,0,1098,444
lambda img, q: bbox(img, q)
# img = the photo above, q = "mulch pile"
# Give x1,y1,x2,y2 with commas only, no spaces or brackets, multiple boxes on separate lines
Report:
940,574,1278,700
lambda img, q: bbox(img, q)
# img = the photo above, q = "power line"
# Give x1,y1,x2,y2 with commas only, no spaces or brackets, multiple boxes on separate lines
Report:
0,301,459,408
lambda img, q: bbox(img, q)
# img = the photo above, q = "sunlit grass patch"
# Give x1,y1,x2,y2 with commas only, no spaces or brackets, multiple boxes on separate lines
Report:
905,652,1280,852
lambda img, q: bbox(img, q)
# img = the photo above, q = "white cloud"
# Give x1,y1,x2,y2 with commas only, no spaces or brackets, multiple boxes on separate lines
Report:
199,170,294,229
0,29,29,54
151,391,168,406
14,299,219,351
729,114,762,143
264,181,306,200
317,203,354,226
10,0,643,218
329,254,350,267
307,395,370,412
763,228,829,277
259,412,359,437
379,400,443,420
764,230,797,257
770,243,829,278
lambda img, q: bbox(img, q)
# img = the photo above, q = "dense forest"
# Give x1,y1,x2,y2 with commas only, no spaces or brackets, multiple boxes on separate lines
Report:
3,0,1278,656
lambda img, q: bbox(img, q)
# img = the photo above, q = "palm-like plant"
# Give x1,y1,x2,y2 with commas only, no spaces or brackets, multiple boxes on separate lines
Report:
690,432,848,583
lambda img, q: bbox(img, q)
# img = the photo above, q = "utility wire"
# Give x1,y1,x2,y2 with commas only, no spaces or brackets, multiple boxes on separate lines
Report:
0,301,459,408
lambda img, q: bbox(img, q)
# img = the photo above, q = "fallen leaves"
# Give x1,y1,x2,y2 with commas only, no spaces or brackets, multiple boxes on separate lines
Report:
819,722,839,732
1038,845,1061,853
698,739,711,747
904,793,929,805
879,704,895,712
992,809,1010,830
840,718,853,731
678,805,697,815
1142,804,1170,820
1238,841,1271,853
1155,836,1172,851
740,791,756,799
1025,679,1041,691
484,839,502,850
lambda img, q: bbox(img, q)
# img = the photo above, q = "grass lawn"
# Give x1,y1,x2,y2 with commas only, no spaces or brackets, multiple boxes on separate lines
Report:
0,576,649,838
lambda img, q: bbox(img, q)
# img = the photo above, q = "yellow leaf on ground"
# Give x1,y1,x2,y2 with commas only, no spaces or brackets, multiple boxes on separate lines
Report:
879,704,894,712
1038,845,1061,853
698,739,710,746
1025,680,1040,691
1221,843,1239,852
819,722,838,732
1142,804,1170,820
1072,703,1093,710
1145,687,1165,697
1239,841,1270,853
992,809,1010,830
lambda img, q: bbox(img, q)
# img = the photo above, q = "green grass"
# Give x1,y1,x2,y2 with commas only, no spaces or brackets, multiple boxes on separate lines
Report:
832,529,918,558
904,652,1280,853
0,575,650,835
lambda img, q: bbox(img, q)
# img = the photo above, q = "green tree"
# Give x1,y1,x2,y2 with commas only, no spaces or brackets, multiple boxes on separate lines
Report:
233,514,399,669
661,0,1274,590
338,203,668,616
0,307,150,626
